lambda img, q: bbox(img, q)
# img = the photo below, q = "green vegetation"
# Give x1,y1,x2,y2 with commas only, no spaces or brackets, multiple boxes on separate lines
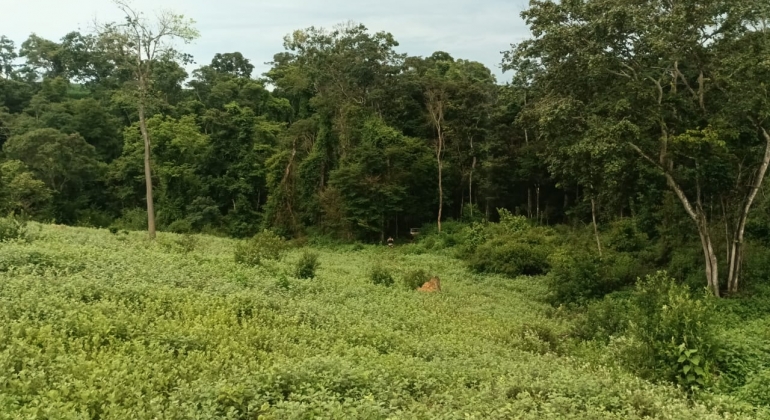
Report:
294,251,320,279
0,223,767,418
369,264,395,287
402,269,430,290
2,0,770,417
234,230,289,267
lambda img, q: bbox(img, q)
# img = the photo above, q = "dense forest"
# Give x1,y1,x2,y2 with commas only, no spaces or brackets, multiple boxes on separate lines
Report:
1,0,770,297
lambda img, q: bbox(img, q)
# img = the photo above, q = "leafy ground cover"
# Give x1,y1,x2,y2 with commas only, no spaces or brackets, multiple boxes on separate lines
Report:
0,224,767,419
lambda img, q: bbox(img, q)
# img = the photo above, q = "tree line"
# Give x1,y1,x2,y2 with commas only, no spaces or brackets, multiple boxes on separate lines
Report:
1,0,769,295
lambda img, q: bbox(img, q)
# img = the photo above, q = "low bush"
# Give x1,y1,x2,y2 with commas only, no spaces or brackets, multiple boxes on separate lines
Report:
454,221,488,258
666,244,704,291
415,220,467,251
605,218,651,254
623,271,720,390
496,208,530,234
0,213,35,243
547,248,651,307
737,369,770,407
234,230,288,267
571,292,632,341
369,265,394,287
402,269,430,290
113,208,148,231
295,251,320,279
176,234,199,253
0,248,84,274
517,323,562,355
166,219,194,234
467,226,555,277
158,234,199,254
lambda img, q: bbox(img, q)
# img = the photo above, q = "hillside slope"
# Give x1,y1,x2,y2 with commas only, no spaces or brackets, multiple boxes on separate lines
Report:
0,225,762,419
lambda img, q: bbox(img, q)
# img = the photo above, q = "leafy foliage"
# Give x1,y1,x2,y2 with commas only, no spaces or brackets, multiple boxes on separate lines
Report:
369,265,395,287
402,269,430,290
234,230,288,266
467,226,555,277
0,225,764,418
295,251,320,279
622,272,720,389
548,249,649,306
0,213,34,242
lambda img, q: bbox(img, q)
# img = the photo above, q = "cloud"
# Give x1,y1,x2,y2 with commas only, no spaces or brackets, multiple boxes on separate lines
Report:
1,0,531,82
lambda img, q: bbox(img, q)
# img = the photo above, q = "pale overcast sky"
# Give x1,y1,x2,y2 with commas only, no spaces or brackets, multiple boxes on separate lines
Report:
2,0,531,83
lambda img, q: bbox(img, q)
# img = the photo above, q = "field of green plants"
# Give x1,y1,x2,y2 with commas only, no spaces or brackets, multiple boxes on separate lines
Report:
0,222,768,419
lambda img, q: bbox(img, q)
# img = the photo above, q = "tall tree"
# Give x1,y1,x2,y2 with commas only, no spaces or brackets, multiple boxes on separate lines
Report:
0,36,17,79
97,0,199,239
509,0,770,295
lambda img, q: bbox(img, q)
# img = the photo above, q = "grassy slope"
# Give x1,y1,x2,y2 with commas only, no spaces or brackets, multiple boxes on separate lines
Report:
0,225,763,419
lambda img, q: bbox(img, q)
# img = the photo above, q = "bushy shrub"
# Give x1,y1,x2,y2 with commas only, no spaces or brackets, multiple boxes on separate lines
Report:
623,271,719,389
295,251,320,279
234,230,288,267
402,269,430,290
517,323,562,355
547,249,603,306
666,244,704,291
571,292,633,341
113,208,148,231
455,221,488,258
469,238,550,277
460,203,484,223
737,369,770,407
166,219,194,234
715,326,770,391
547,247,650,307
414,220,467,251
369,265,394,287
605,218,650,253
496,208,530,234
468,227,555,277
158,234,199,254
0,213,34,243
176,234,199,253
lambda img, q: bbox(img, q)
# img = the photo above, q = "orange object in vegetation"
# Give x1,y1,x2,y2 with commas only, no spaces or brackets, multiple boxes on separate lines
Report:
418,277,441,292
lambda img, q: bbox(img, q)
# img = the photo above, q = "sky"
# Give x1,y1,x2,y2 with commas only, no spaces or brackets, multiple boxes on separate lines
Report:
1,0,532,83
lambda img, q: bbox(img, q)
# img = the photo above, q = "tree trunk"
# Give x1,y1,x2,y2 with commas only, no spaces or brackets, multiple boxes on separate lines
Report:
696,218,720,297
591,197,602,256
727,127,770,293
426,89,445,233
437,153,443,233
138,102,156,240
527,188,532,219
629,141,721,296
469,156,476,219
